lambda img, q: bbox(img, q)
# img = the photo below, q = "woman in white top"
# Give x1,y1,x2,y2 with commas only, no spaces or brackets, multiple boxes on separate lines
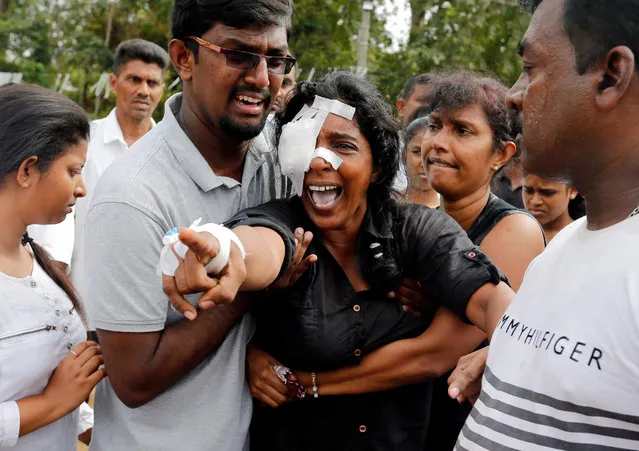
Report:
0,84,105,450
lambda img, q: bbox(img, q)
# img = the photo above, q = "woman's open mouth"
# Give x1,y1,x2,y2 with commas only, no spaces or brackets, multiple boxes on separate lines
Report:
307,185,343,209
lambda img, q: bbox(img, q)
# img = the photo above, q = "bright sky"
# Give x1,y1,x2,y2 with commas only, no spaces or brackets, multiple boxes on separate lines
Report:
381,0,411,50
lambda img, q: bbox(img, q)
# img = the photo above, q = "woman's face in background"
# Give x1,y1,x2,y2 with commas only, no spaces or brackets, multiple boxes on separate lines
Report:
523,174,576,226
421,103,504,201
25,140,87,225
404,129,432,193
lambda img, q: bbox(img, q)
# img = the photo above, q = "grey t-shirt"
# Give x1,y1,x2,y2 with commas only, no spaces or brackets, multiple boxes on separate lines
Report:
84,93,292,451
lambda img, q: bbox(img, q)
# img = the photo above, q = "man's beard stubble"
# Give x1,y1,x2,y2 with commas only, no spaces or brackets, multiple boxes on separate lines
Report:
221,85,272,141
220,112,270,141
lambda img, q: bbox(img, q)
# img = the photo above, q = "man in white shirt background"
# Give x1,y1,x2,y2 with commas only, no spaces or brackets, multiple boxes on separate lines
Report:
71,39,169,299
30,39,169,286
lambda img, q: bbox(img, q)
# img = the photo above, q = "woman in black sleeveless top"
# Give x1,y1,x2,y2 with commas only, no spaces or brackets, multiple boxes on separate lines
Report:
420,73,546,449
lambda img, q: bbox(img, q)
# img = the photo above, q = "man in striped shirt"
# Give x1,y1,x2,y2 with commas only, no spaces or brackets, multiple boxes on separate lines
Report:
452,0,639,449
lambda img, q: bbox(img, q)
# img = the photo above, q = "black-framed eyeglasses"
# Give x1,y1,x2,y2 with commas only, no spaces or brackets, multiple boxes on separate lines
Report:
185,36,296,75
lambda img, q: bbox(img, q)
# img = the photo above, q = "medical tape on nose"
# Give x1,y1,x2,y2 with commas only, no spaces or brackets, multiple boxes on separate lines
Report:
311,147,342,170
279,96,355,194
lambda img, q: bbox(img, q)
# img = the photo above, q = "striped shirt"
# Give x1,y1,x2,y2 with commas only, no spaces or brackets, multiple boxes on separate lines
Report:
457,215,639,450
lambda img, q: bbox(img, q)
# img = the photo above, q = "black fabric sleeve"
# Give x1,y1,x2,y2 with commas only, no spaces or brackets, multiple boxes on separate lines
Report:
397,204,503,322
223,198,300,282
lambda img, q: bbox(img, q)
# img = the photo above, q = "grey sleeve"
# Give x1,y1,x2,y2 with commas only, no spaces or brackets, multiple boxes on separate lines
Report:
83,201,169,332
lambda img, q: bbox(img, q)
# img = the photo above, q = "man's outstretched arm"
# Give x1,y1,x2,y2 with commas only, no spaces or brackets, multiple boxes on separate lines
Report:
98,296,250,408
84,202,251,408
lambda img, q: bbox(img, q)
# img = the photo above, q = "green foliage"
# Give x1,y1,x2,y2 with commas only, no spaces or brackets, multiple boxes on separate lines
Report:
0,0,531,115
370,0,531,99
0,0,173,118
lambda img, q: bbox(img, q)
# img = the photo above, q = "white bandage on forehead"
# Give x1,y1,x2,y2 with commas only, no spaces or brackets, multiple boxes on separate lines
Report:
278,95,356,194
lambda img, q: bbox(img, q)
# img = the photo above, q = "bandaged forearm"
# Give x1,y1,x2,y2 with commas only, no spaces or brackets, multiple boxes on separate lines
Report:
158,218,246,276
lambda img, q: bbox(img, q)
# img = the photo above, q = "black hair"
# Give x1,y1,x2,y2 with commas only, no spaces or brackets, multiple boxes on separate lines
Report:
521,169,587,220
427,72,521,151
568,193,586,220
172,0,293,58
0,84,89,322
520,0,639,73
113,39,170,74
399,73,442,101
276,71,402,292
519,0,542,12
403,116,430,150
404,106,431,131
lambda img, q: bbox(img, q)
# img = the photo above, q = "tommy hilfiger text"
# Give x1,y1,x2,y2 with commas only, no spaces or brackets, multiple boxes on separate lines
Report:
497,314,604,370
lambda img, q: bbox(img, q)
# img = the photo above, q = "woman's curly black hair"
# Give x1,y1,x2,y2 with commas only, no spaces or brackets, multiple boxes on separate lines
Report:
273,71,403,292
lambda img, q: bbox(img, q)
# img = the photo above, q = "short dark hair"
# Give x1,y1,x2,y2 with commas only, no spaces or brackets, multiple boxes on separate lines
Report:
399,73,442,101
113,39,170,74
172,0,293,58
427,72,521,151
404,116,430,148
520,0,639,73
405,105,431,126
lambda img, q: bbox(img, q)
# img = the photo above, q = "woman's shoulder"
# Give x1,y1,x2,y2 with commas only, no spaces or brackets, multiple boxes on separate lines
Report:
483,192,546,247
489,212,545,242
469,194,541,245
481,210,546,290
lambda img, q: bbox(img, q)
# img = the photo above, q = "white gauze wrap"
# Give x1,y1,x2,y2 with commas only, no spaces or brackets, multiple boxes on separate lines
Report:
158,218,246,277
278,95,356,194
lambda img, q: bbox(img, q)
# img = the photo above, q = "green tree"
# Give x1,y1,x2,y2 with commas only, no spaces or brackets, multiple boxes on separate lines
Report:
371,0,530,99
1,0,532,114
0,0,173,117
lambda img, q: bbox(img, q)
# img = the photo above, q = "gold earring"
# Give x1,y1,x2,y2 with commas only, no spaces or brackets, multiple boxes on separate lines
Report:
22,183,29,188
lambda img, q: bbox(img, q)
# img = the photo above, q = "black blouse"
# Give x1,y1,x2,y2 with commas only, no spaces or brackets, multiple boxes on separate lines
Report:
225,197,502,451
425,194,543,450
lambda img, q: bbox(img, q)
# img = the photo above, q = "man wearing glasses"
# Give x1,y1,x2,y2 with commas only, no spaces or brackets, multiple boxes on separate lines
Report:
83,1,295,449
